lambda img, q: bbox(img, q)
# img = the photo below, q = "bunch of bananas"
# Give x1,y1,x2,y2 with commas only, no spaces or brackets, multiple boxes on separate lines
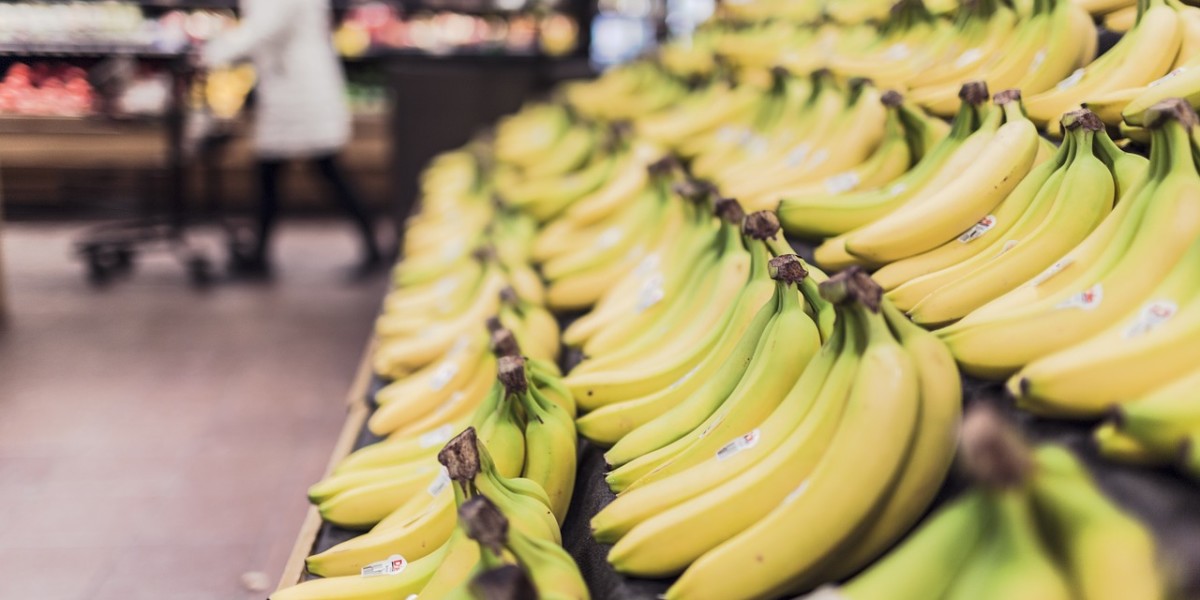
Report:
944,99,1200,382
812,87,1044,271
812,405,1164,600
276,427,585,599
565,208,834,446
308,334,574,534
529,151,680,311
780,81,992,238
878,109,1132,327
589,268,960,599
693,75,949,212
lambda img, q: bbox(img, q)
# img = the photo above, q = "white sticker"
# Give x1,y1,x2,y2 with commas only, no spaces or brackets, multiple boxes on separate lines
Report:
595,227,624,250
448,335,471,357
807,149,830,169
997,239,1019,256
634,254,661,277
957,215,998,243
667,366,700,391
1056,284,1104,311
1123,300,1178,339
636,273,666,313
434,276,459,299
747,136,769,156
786,143,812,167
361,555,407,577
716,429,761,461
419,424,456,449
824,171,861,194
1029,258,1073,287
1055,68,1086,91
883,43,910,61
954,48,984,68
1029,49,1047,72
441,238,466,262
1150,68,1187,88
429,361,460,391
427,467,451,496
886,182,908,197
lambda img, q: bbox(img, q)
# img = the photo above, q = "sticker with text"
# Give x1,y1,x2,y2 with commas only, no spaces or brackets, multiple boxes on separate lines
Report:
427,467,451,497
362,555,407,577
716,429,761,461
958,215,998,243
1056,284,1103,311
1123,300,1178,339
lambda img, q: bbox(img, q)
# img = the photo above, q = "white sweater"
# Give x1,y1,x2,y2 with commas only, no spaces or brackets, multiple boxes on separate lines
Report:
202,0,351,158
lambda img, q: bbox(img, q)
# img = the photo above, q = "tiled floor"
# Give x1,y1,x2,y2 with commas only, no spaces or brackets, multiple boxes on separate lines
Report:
0,222,388,600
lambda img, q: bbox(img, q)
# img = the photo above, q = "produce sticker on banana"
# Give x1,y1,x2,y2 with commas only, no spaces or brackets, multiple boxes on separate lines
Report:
716,429,761,461
1122,300,1178,339
361,554,407,577
1056,284,1103,310
958,214,998,243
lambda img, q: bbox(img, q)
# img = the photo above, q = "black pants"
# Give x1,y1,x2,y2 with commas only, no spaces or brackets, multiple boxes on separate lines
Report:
254,153,379,263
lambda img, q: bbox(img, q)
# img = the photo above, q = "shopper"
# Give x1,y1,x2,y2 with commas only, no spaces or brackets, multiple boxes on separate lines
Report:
201,0,383,278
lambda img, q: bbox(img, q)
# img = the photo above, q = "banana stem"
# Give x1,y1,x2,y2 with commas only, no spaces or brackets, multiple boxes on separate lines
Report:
459,496,510,555
959,404,1034,490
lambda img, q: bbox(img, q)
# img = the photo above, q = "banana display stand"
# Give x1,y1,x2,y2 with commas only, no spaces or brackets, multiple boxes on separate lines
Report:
279,238,1200,599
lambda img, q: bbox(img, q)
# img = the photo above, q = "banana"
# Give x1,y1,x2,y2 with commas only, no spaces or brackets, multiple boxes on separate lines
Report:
878,121,1075,300
1030,446,1165,600
782,83,990,239
494,103,570,167
603,256,820,492
1093,420,1171,465
271,537,452,600
820,302,962,578
521,124,596,179
306,481,456,577
1075,0,1137,16
1011,234,1200,417
636,81,761,148
1180,434,1200,478
817,492,990,600
723,83,890,205
942,100,1200,379
1113,368,1200,453
563,214,778,412
571,211,758,446
1022,0,1182,127
316,462,444,530
599,252,791,468
557,206,714,348
500,356,577,525
591,299,854,544
843,90,1040,265
414,529,481,599
908,111,1116,326
950,490,1073,600
660,275,919,598
372,353,497,437
458,496,589,600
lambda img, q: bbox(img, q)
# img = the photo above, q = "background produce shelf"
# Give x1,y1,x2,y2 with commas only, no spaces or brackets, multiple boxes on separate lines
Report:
277,240,1200,599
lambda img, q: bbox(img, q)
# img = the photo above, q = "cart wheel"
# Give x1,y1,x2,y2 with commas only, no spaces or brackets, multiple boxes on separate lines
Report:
85,251,112,287
188,255,213,288
113,247,135,272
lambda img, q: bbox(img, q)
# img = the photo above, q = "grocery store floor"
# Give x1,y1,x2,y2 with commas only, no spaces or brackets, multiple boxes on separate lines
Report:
0,222,388,600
